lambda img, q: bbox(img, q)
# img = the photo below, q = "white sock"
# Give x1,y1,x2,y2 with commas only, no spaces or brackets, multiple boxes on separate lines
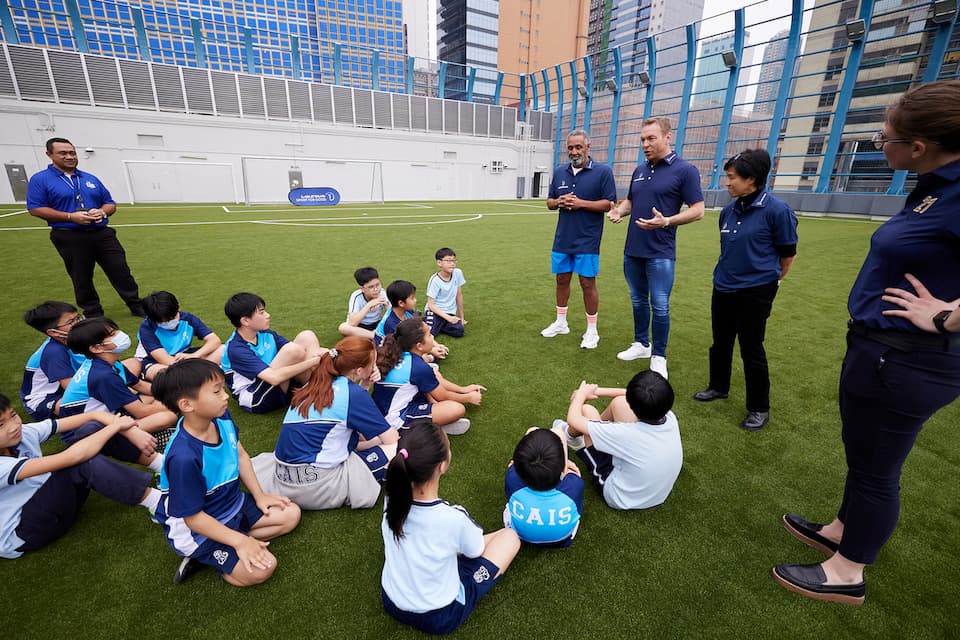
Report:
147,453,164,473
556,306,568,325
140,488,161,512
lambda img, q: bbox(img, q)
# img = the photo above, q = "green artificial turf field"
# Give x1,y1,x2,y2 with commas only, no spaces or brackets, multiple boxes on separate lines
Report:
1,201,956,639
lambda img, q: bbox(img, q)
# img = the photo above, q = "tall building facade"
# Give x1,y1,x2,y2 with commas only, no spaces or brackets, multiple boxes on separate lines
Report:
0,0,406,89
754,29,789,114
693,32,752,108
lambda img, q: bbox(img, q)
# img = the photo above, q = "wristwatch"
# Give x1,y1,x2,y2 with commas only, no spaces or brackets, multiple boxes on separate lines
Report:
933,309,953,333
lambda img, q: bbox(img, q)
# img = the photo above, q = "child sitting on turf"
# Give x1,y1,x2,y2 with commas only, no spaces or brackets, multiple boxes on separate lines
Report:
253,336,398,510
425,247,467,337
381,422,520,634
560,371,682,510
60,317,175,469
20,300,86,421
221,292,325,414
374,280,448,360
136,291,224,380
0,394,161,559
373,318,483,435
338,267,389,341
503,426,584,547
152,359,301,586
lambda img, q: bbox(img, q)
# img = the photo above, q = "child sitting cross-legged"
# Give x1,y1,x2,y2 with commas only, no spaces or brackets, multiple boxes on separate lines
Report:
136,290,224,381
20,300,86,421
381,422,520,635
152,359,301,586
338,267,389,341
252,336,399,510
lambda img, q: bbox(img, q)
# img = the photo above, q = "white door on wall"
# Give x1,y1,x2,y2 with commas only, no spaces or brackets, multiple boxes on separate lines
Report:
128,163,181,202
126,162,235,203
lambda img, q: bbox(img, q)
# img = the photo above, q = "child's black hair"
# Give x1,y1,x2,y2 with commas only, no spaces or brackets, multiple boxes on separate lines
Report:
385,280,416,307
377,317,427,377
625,369,675,423
384,422,450,541
67,317,120,358
152,359,226,414
512,428,565,491
141,291,180,322
723,148,772,192
23,300,77,333
435,247,456,261
354,267,380,286
224,292,265,327
0,392,10,414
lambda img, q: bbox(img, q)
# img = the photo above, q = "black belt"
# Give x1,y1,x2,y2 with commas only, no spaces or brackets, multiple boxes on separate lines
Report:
847,320,960,353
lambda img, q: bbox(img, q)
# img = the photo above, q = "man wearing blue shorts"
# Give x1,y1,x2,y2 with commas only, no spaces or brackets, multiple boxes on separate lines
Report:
543,130,617,349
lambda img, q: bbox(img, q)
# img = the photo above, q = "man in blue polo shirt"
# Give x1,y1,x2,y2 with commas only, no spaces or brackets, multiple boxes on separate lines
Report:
542,130,617,349
27,138,143,318
608,118,705,378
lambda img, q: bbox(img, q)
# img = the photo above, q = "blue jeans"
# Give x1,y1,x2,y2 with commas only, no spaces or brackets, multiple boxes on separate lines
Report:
623,256,675,357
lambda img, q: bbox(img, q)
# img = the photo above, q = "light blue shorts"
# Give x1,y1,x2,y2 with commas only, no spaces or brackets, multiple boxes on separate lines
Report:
551,252,600,277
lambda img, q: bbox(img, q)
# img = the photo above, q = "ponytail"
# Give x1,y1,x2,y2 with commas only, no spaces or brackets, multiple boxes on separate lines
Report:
384,422,449,541
292,336,375,416
377,317,427,377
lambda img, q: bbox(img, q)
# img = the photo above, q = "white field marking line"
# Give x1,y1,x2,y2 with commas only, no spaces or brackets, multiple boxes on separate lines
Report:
0,210,27,218
222,206,229,212
254,214,482,227
221,203,432,213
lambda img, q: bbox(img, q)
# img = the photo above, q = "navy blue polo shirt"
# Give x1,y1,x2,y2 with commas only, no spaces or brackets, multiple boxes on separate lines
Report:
548,158,616,254
848,159,960,331
624,152,704,259
713,191,798,291
26,165,114,230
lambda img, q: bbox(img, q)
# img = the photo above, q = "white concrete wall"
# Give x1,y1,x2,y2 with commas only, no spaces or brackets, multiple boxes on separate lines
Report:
0,99,554,204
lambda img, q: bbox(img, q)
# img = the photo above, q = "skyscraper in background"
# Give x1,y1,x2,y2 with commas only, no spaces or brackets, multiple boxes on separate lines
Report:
693,31,753,108
754,29,789,114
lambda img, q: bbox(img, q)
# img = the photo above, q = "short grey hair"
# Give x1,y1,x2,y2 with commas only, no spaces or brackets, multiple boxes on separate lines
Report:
567,129,590,145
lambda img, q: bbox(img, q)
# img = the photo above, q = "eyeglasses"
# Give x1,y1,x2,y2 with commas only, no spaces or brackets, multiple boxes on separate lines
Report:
440,258,458,263
55,313,84,330
871,132,912,150
362,282,382,291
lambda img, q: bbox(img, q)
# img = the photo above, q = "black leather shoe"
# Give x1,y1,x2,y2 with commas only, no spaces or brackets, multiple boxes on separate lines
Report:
782,513,839,555
693,388,728,402
772,563,865,605
741,411,769,431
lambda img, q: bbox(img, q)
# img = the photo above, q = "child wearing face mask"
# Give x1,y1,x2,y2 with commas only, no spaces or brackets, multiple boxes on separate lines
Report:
57,317,176,471
135,291,225,381
20,300,87,421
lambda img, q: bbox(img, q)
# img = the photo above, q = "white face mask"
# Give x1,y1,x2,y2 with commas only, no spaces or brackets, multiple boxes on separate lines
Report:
158,319,179,331
107,330,132,354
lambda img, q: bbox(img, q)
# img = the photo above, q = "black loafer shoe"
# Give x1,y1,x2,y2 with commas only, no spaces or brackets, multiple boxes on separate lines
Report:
782,513,839,555
693,388,728,402
772,563,865,605
741,411,769,431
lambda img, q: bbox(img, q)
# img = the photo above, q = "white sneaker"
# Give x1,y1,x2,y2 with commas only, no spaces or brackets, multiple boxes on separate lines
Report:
541,320,570,337
552,419,584,450
442,418,471,435
650,355,668,379
580,332,599,349
617,342,652,361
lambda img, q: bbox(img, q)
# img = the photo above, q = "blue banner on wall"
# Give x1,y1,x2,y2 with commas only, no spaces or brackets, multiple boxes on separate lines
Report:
289,187,341,206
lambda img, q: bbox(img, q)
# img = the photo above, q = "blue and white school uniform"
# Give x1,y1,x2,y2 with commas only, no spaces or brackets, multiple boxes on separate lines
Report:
372,353,439,429
155,412,263,573
20,338,85,421
136,311,214,367
425,269,466,336
374,309,416,347
221,329,289,413
503,466,584,547
381,499,502,634
347,288,388,330
253,377,393,509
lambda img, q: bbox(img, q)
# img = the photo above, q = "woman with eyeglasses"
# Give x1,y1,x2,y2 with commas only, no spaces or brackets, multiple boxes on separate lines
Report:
692,149,798,432
773,80,960,605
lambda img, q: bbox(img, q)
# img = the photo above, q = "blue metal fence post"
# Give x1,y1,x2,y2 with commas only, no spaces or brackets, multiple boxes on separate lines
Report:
0,0,18,44
582,55,594,133
887,8,958,195
674,23,698,155
243,28,255,74
493,71,504,105
541,68,551,112
131,7,149,61
519,74,527,122
437,61,446,99
405,56,415,94
642,36,657,121
530,73,539,112
371,48,380,91
466,66,477,101
816,0,875,193
191,18,205,67
765,0,803,162
709,9,745,189
554,64,565,168
334,42,343,86
290,35,301,80
569,60,580,129
607,46,623,167
64,0,89,53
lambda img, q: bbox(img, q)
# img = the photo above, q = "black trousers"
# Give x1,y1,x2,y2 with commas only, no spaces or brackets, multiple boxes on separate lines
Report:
49,226,141,316
836,332,960,564
708,281,779,412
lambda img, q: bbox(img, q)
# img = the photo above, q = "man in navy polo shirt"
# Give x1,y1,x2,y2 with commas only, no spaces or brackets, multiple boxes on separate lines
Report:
542,130,617,349
27,138,143,318
608,117,705,378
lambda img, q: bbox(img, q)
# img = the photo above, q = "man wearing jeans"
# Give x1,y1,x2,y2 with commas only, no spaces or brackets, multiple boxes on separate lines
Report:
607,118,704,379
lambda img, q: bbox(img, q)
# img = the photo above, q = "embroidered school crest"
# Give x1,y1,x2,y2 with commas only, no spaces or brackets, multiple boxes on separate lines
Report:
913,196,937,214
473,566,491,583
85,181,96,189
213,550,229,565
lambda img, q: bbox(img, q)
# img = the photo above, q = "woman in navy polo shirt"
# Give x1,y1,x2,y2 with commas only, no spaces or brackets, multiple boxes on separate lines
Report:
693,149,797,432
773,80,960,605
